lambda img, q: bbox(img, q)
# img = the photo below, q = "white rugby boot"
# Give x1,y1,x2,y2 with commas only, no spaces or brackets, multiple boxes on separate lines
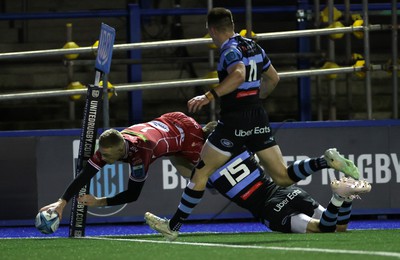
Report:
144,212,178,241
330,177,371,199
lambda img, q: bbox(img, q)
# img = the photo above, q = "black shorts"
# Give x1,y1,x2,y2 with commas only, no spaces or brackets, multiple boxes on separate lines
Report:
208,106,277,154
261,186,319,233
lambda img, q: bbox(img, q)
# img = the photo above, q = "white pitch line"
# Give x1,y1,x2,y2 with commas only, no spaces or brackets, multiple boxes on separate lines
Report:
87,236,400,259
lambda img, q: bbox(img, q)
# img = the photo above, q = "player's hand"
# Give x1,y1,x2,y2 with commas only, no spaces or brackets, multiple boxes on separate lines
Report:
188,95,210,113
39,198,66,220
78,194,105,207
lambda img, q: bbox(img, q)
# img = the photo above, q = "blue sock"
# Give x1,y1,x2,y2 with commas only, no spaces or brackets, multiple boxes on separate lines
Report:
337,200,353,225
169,186,204,231
319,194,344,232
287,157,328,182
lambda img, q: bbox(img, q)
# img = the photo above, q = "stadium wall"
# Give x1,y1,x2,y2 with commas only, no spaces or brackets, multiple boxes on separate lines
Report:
1,120,399,226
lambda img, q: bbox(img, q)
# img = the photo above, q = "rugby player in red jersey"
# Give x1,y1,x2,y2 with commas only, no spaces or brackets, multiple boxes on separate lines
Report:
40,112,216,220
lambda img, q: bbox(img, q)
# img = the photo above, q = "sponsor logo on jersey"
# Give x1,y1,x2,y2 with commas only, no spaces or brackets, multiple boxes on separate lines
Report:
221,138,234,148
174,124,185,144
224,49,240,63
265,136,275,145
273,189,302,212
149,120,170,132
131,164,146,181
234,126,271,137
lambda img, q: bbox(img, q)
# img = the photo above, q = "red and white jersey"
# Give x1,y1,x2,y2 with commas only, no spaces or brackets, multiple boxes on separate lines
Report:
88,112,204,181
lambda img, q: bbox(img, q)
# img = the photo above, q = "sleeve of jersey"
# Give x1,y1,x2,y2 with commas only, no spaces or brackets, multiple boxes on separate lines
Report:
60,161,99,202
221,47,242,70
106,178,145,206
261,48,272,72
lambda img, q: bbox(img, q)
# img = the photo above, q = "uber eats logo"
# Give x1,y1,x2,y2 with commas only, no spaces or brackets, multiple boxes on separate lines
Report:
72,140,130,216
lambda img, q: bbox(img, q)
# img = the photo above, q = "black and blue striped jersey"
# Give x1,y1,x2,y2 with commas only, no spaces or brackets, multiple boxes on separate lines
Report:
207,149,277,216
208,149,320,232
217,34,272,112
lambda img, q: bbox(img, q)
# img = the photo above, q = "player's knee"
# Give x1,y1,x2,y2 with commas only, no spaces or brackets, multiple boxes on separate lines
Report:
291,214,311,233
190,160,205,179
305,219,323,233
195,160,205,170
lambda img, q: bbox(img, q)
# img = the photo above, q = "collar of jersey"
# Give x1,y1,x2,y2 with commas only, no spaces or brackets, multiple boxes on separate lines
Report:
220,33,240,49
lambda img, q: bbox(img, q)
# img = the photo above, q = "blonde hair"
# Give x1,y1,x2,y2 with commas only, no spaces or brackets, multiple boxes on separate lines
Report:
99,129,124,148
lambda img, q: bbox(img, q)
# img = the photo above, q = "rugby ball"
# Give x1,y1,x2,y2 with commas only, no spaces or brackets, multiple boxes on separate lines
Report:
35,209,60,234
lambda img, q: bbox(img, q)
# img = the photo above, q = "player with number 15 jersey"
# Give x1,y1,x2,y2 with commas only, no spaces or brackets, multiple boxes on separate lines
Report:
206,148,320,233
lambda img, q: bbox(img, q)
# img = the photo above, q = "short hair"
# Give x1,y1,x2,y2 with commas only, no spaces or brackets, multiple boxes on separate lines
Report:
206,7,234,32
99,129,124,148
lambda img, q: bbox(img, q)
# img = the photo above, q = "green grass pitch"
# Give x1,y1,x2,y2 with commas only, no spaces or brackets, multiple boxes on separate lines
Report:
1,230,400,260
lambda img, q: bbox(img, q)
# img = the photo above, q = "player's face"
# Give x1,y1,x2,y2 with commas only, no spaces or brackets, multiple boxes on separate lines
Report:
99,145,122,164
207,27,215,41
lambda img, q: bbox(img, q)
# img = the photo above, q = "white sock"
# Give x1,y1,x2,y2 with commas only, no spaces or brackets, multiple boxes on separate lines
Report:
331,193,345,207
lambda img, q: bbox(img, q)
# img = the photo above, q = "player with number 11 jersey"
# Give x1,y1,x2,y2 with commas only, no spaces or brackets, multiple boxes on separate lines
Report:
217,34,271,113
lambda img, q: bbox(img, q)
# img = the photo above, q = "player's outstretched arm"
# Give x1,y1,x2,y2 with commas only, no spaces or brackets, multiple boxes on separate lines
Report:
103,179,145,206
39,161,99,220
39,198,67,220
60,163,99,202
78,194,107,207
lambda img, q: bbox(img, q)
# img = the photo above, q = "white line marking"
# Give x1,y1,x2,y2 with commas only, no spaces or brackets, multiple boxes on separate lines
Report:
87,236,400,259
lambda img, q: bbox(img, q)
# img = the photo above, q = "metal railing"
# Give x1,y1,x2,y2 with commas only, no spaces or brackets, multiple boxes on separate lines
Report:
0,24,388,61
0,65,383,101
0,2,397,121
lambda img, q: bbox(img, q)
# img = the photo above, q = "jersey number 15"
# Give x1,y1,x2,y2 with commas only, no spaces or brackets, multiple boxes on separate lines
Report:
219,158,250,186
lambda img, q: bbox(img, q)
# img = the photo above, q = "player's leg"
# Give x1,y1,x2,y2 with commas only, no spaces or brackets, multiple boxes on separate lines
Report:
245,107,292,187
168,141,230,230
319,177,371,232
287,188,324,233
256,145,329,187
255,145,293,187
299,201,352,233
303,204,325,233
286,153,330,184
262,186,321,233
292,214,323,233
257,147,359,187
169,156,193,178
145,141,230,240
285,150,354,185
324,148,360,180
333,177,371,232
248,107,328,187
264,211,321,233
318,193,345,232
336,199,353,232
285,148,360,184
